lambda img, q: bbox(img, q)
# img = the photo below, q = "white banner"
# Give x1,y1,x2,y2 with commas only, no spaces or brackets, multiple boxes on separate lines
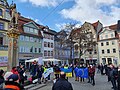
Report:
43,68,53,78
38,57,43,65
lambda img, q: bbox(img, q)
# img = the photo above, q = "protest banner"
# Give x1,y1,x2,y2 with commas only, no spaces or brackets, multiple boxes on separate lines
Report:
43,68,54,78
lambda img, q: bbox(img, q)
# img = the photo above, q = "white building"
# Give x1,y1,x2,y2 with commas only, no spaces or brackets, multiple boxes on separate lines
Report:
41,27,55,60
98,26,120,66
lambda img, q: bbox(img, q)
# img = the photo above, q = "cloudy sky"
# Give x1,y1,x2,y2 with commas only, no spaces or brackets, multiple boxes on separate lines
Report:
8,0,120,31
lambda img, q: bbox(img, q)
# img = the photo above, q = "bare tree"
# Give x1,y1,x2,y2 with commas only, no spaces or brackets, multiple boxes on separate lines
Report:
71,26,97,64
56,23,76,63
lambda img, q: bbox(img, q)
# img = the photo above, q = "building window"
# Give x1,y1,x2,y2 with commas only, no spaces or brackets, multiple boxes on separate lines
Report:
101,36,103,39
107,49,110,53
34,29,38,34
111,34,114,37
24,27,29,32
30,28,33,33
0,37,3,45
20,35,24,41
101,43,103,46
48,51,50,56
105,35,108,38
51,43,53,48
113,49,116,53
35,48,37,53
0,9,2,16
51,35,54,40
25,36,29,41
112,41,115,45
44,42,47,47
102,50,104,54
107,58,112,65
30,47,33,53
94,50,97,54
48,42,50,47
51,51,53,56
106,42,109,45
89,51,92,54
39,48,41,53
44,50,47,56
0,22,4,30
20,46,24,52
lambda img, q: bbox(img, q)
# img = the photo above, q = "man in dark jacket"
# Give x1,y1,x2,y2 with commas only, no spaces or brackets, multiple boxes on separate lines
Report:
52,72,73,90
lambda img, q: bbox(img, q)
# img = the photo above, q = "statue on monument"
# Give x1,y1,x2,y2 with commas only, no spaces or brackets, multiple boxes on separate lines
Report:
9,1,19,29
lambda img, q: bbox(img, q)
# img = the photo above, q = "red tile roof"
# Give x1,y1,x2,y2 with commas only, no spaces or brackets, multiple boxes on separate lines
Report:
18,16,43,38
108,24,117,30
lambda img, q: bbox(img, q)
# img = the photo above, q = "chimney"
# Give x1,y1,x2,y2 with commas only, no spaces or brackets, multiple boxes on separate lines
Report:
117,20,120,32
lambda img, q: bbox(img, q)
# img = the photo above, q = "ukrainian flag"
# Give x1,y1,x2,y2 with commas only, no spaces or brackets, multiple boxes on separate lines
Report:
60,68,72,77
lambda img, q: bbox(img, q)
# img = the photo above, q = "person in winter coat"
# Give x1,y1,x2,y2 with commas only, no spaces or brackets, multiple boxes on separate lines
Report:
52,72,73,90
117,65,120,90
54,64,60,79
11,67,19,75
109,64,117,90
89,65,95,86
37,65,44,84
3,74,25,90
0,69,4,89
18,65,25,85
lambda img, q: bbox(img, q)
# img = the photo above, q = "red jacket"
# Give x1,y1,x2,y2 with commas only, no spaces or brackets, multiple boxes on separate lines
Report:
89,66,95,76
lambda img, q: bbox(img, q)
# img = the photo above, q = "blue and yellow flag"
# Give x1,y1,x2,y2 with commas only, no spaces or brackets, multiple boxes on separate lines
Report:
60,68,72,77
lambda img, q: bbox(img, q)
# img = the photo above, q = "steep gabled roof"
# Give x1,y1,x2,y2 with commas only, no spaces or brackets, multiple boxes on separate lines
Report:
108,24,117,30
18,16,43,38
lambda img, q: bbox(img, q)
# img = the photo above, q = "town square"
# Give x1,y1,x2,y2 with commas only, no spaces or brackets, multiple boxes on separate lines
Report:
0,0,120,90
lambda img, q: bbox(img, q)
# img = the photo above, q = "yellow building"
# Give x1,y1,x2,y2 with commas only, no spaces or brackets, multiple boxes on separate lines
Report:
0,0,10,70
98,26,120,66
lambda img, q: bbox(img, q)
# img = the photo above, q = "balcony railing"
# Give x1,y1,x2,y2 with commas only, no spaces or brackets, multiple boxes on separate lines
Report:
0,45,8,51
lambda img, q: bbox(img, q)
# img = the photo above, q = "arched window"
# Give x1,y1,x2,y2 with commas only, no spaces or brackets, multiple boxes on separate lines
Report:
0,9,2,16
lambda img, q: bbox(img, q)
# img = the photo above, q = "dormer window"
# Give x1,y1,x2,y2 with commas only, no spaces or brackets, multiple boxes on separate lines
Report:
0,22,4,30
0,9,2,16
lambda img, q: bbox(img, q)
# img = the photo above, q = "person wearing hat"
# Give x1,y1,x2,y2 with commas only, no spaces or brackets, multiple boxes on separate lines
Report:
52,72,73,90
4,74,25,90
0,69,4,89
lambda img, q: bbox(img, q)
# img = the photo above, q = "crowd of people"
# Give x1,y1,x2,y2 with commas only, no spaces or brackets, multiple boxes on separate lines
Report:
0,61,120,90
97,63,120,90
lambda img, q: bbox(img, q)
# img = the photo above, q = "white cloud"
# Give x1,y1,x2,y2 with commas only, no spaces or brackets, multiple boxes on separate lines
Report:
26,16,43,25
19,0,65,7
60,0,120,26
55,23,81,31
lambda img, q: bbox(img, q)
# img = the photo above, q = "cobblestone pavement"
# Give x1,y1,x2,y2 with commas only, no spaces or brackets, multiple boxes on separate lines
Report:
38,73,112,90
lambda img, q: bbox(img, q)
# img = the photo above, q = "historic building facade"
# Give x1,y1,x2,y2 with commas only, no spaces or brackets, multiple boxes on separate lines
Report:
41,27,55,60
0,0,10,69
98,26,120,66
72,21,103,65
54,30,71,65
18,16,43,64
